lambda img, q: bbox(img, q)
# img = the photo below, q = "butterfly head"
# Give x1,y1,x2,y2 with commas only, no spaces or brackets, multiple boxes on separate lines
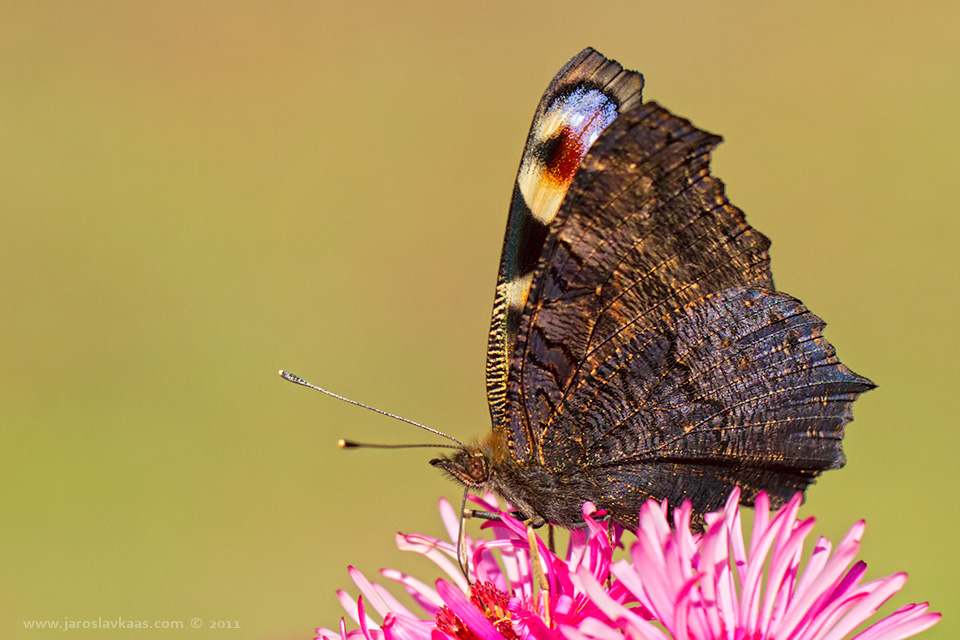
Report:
429,444,491,489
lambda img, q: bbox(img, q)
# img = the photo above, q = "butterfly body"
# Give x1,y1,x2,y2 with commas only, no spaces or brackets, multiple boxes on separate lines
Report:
431,49,874,529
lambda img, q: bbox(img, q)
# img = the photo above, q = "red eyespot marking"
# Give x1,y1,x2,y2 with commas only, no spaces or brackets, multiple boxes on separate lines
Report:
544,126,586,188
544,111,608,189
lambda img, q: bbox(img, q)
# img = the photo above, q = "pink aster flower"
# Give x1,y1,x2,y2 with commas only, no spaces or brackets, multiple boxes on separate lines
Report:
571,489,939,640
317,494,633,640
317,490,939,640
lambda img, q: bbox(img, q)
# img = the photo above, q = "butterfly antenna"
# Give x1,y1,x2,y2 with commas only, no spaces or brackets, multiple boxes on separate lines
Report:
338,439,460,450
279,370,464,446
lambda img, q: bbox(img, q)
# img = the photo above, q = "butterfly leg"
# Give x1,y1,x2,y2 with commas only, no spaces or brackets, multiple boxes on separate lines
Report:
462,508,501,522
462,509,547,528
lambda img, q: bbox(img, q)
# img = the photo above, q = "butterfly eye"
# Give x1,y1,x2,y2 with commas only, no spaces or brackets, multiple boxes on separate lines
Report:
429,449,489,488
467,456,488,483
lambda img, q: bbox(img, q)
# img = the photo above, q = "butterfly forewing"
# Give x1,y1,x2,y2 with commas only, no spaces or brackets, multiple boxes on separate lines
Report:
486,48,643,455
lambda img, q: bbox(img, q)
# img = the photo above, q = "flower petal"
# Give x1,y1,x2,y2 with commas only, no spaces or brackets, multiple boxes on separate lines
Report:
819,573,908,640
439,498,463,546
572,566,668,640
776,521,865,638
350,566,395,618
384,613,434,640
397,532,469,592
853,603,941,640
382,568,444,614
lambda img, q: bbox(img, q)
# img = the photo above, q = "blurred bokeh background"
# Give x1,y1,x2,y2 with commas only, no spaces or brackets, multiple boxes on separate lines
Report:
2,2,957,638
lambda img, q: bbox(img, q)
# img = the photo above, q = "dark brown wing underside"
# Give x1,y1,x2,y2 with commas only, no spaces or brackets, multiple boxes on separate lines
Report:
506,102,776,462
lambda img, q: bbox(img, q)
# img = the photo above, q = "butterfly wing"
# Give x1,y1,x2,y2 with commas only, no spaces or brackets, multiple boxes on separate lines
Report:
573,286,874,526
513,102,774,462
486,48,643,454
500,89,873,520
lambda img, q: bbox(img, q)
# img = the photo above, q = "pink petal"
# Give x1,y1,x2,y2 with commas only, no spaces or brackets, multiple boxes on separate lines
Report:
438,498,462,546
559,620,618,640
472,551,512,594
578,617,644,640
626,536,672,621
572,566,668,640
473,537,533,597
748,492,772,562
741,493,802,633
350,566,393,618
670,572,709,640
515,610,555,640
779,521,866,637
372,582,418,619
338,590,378,629
315,618,349,640
383,613,434,640
758,516,815,636
717,499,745,635
397,532,469,591
675,504,700,565
466,493,500,512
488,509,558,598
358,596,380,640
853,603,941,640
579,503,613,582
699,512,733,619
819,573,908,640
382,568,443,614
567,528,588,567
771,535,834,637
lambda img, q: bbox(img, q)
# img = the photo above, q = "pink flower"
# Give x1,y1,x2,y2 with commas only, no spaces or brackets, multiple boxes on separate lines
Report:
317,495,633,640
571,489,939,640
317,491,939,640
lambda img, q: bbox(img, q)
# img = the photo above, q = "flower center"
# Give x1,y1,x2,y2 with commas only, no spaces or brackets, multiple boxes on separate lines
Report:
435,581,518,640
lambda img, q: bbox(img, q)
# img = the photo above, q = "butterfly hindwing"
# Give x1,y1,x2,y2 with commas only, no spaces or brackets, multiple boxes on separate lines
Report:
574,288,874,527
486,48,644,451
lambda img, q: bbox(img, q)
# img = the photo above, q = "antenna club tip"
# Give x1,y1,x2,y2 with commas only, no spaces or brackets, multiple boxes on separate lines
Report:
337,439,347,448
279,370,304,384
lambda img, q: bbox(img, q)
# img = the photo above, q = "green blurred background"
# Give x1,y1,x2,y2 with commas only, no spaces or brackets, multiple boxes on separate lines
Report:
2,1,957,638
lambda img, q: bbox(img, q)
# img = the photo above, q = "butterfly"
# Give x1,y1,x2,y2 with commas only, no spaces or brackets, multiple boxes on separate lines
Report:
429,48,875,529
